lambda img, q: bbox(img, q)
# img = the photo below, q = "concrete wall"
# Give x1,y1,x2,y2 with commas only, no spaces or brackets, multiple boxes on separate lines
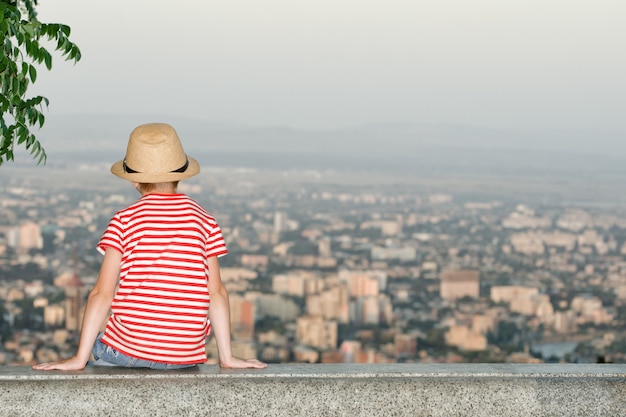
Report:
1,364,626,416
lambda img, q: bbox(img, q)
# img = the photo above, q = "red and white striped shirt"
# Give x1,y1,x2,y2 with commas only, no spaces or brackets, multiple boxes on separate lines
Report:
97,193,227,364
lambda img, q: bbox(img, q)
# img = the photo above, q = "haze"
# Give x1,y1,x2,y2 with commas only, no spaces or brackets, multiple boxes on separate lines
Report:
33,0,626,133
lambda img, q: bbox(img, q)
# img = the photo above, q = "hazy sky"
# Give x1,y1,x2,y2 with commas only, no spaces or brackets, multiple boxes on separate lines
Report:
33,0,626,131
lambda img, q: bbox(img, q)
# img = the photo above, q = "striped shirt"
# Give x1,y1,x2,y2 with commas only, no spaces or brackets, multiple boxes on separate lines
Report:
97,193,227,364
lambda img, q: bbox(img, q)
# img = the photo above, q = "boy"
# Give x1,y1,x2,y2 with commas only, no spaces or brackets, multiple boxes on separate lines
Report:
34,123,267,370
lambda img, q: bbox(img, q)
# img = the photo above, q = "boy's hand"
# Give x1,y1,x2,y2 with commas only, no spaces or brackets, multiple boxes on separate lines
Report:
219,356,268,369
32,356,88,371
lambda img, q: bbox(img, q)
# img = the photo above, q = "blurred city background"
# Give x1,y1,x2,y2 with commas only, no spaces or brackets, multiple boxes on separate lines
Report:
2,121,626,365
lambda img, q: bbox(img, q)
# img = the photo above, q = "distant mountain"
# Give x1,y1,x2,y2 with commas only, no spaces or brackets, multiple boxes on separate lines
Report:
37,113,626,177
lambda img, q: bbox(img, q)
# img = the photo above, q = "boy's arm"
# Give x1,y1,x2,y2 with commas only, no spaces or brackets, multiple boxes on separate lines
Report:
207,256,267,369
33,248,121,371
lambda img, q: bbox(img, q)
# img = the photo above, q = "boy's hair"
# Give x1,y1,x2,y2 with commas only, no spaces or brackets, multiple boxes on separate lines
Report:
137,181,179,194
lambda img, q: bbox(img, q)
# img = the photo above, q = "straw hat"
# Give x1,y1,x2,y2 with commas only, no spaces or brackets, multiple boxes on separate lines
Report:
110,123,200,183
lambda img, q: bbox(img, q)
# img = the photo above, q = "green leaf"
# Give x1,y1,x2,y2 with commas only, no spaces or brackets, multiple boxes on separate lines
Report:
23,23,35,37
28,64,36,82
37,149,46,165
71,47,82,62
43,50,52,70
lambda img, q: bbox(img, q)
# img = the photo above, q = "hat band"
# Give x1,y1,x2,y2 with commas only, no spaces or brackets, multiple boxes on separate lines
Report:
123,158,190,174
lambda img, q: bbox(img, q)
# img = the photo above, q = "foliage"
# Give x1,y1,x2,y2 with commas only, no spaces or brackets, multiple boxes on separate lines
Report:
0,0,81,166
0,299,12,341
487,320,519,345
254,317,286,335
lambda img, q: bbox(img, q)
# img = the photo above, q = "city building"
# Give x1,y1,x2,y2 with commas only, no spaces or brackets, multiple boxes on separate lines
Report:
440,270,479,301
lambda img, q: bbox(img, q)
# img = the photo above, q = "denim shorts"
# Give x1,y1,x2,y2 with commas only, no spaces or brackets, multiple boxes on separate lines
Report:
89,333,197,370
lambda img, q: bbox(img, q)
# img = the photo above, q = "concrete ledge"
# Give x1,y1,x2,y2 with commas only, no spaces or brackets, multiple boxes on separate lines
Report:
1,364,626,416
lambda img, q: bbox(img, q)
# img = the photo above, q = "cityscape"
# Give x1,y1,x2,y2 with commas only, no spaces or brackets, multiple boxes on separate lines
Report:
1,157,626,367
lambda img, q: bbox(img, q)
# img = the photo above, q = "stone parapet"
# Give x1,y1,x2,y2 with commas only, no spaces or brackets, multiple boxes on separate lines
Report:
1,364,625,416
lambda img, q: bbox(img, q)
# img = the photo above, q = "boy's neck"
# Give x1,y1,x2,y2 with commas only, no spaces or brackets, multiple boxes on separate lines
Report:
133,181,179,196
142,190,178,196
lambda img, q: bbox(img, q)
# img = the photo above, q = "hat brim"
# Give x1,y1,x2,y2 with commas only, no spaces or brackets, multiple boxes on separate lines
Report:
110,156,200,183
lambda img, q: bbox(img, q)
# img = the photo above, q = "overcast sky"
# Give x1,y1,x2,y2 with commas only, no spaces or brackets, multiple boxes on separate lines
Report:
33,0,626,132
